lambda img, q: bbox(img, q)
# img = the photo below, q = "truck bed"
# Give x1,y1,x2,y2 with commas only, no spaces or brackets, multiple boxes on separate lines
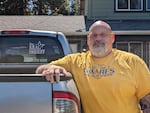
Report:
0,74,52,113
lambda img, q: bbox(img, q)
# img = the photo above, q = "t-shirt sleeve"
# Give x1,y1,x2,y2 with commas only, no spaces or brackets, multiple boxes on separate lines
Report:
50,55,72,72
134,57,150,99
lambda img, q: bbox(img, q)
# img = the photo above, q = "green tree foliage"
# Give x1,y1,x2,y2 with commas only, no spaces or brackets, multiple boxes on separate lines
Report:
0,0,80,15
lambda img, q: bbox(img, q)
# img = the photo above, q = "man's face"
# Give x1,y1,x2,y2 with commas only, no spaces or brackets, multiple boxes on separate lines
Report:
87,26,114,57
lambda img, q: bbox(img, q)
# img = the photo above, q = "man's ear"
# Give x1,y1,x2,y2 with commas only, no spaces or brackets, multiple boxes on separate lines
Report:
111,32,115,43
112,32,115,38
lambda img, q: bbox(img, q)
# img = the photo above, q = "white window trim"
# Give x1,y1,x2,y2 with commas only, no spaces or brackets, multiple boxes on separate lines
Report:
115,0,143,11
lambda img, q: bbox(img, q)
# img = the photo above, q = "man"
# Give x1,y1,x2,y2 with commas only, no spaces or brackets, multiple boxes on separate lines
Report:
36,20,150,113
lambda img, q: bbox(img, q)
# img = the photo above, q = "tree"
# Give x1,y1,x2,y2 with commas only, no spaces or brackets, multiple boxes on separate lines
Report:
0,0,81,15
2,0,25,15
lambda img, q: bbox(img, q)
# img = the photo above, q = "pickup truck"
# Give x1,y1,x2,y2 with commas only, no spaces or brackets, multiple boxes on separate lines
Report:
0,29,81,113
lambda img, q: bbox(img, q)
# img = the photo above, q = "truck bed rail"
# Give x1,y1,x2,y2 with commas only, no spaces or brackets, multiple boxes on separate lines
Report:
0,74,72,82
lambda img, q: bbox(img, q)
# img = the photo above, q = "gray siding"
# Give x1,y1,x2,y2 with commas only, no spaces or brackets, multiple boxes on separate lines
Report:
87,0,150,20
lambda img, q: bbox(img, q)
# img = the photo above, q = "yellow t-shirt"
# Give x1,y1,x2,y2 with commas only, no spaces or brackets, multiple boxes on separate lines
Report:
51,49,150,113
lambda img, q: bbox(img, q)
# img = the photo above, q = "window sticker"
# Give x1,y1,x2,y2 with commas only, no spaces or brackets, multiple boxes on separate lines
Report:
29,41,45,54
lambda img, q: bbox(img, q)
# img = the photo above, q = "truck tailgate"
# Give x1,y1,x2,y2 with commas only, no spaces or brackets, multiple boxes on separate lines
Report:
0,74,52,113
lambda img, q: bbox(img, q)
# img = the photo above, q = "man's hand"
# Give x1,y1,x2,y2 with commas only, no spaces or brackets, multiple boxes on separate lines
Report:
36,64,68,83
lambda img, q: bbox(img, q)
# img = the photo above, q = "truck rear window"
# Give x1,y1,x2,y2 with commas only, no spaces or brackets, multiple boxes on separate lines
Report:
0,36,64,63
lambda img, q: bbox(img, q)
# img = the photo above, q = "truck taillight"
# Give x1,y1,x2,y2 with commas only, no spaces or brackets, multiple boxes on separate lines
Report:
53,91,80,113
1,30,29,34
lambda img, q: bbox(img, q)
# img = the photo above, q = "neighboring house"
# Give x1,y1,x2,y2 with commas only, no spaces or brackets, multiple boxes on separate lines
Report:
84,0,150,30
83,0,150,68
85,0,150,19
0,16,87,53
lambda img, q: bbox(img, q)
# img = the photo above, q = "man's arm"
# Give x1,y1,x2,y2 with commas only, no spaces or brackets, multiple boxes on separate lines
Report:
140,93,150,113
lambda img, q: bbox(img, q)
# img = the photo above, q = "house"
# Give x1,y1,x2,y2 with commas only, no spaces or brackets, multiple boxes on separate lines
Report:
82,0,150,68
0,15,87,52
84,0,150,30
1,0,150,68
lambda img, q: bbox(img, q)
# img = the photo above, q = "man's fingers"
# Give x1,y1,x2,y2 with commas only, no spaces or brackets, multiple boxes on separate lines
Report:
41,66,69,83
61,68,69,77
45,74,54,83
42,70,54,83
54,68,61,82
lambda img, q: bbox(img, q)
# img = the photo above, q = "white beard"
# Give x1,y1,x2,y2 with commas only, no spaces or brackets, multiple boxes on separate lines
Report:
91,43,108,57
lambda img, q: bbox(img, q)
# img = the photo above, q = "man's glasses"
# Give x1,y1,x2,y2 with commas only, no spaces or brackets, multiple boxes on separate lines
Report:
92,33,111,38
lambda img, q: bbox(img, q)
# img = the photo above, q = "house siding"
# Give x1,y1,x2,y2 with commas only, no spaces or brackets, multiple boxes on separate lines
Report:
87,0,150,20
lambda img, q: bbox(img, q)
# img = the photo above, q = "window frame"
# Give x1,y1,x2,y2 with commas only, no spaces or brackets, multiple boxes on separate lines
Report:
115,41,144,58
115,0,143,11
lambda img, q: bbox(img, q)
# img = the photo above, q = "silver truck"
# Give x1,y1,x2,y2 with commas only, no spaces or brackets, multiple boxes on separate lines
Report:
0,29,81,113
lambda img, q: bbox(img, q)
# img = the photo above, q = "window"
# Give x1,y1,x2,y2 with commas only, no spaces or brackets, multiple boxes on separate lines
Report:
0,36,64,63
116,0,143,11
146,0,150,10
116,41,150,69
116,41,143,58
115,42,128,51
69,40,81,53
